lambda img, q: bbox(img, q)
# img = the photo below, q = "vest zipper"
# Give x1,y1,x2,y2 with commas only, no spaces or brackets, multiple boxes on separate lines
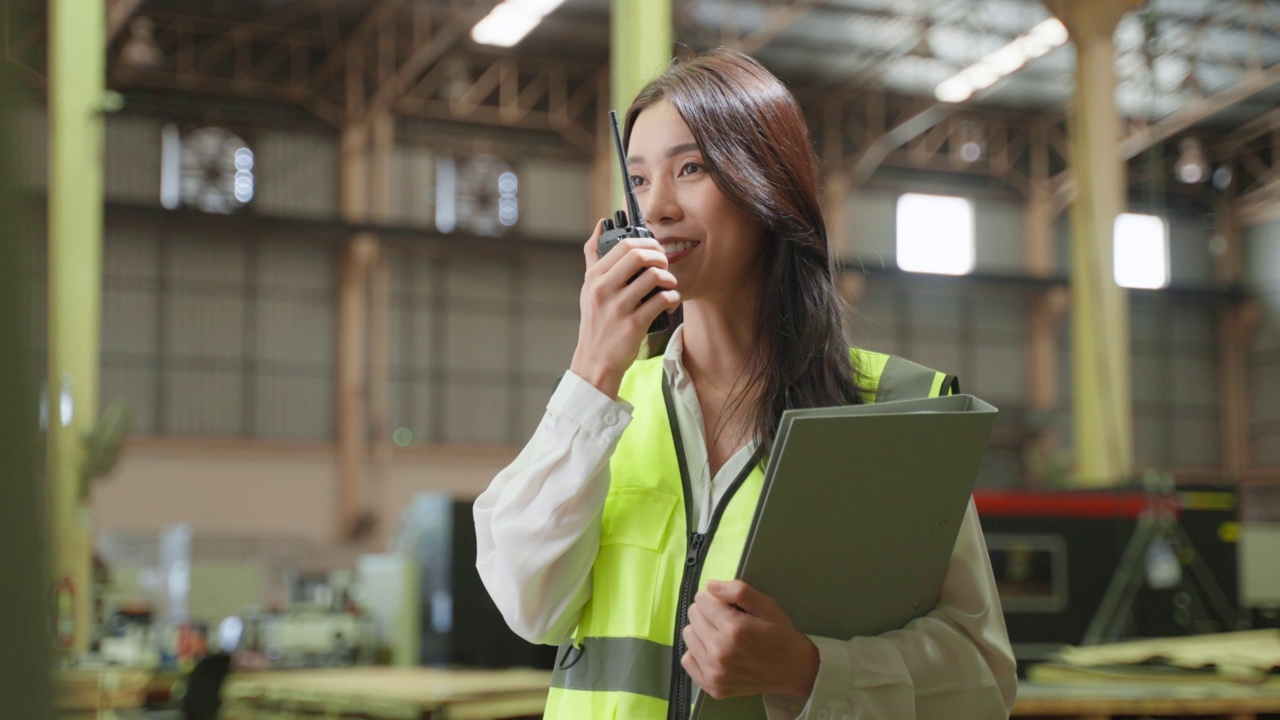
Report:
661,371,763,720
667,455,762,720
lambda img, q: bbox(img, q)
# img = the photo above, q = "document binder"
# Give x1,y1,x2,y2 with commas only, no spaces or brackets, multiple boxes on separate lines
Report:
690,394,998,720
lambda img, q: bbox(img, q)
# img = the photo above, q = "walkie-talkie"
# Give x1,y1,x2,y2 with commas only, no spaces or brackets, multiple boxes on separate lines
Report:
597,110,671,335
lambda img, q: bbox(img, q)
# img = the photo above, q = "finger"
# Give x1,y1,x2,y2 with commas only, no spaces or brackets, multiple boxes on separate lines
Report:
680,650,706,689
582,219,607,271
682,620,714,669
687,597,721,635
692,590,737,630
618,265,678,309
636,288,681,325
707,579,775,618
593,236,665,279
599,244,668,286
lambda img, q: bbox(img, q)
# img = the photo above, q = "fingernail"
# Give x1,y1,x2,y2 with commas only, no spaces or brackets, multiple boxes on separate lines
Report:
707,580,720,591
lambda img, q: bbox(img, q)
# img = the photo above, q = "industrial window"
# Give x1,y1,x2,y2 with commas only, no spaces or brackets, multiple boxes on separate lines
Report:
1114,213,1169,289
896,193,975,276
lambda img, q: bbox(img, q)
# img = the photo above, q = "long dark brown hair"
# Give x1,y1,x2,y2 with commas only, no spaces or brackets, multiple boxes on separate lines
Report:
623,48,863,457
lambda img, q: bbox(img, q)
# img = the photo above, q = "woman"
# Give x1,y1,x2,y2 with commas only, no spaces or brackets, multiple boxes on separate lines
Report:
475,48,1016,720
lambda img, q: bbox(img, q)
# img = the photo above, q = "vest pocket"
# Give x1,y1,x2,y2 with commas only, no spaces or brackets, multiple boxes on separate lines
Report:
592,487,679,639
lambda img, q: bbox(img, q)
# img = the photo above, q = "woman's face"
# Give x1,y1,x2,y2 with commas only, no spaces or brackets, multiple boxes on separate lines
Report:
627,100,765,304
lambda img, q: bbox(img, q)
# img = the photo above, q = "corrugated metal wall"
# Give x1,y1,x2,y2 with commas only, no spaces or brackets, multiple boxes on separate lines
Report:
19,104,1245,477
1248,219,1280,467
98,223,336,439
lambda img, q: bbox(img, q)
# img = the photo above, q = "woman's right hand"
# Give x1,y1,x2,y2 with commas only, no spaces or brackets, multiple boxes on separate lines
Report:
570,220,681,399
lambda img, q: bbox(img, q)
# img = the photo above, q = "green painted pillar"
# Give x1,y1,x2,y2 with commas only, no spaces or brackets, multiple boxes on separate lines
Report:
610,0,672,203
47,0,106,655
0,3,56,712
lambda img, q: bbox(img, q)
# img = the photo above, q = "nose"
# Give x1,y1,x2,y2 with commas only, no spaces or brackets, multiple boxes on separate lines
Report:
640,175,682,225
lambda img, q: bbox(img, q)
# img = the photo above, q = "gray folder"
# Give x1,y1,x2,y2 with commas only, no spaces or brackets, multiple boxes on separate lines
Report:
690,394,998,720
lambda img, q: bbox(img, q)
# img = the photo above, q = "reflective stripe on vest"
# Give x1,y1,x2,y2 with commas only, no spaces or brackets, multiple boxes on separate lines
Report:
544,349,952,720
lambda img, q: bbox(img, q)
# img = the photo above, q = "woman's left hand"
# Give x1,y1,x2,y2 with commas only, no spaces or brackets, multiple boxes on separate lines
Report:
681,579,820,700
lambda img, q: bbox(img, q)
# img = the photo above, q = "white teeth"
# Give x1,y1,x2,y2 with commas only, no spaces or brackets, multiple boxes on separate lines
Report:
664,241,697,256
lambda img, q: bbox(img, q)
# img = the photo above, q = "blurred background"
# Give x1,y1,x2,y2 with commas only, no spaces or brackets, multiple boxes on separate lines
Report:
3,0,1280,718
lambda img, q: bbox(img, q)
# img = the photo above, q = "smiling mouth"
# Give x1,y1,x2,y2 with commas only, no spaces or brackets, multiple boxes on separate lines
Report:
662,240,700,257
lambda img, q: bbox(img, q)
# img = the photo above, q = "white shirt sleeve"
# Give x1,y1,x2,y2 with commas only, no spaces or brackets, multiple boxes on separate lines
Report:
764,499,1018,720
473,370,633,646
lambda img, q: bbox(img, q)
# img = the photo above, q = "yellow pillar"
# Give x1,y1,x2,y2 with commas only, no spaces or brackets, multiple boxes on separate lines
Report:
1,10,56,711
47,0,106,655
1045,0,1137,486
610,0,672,203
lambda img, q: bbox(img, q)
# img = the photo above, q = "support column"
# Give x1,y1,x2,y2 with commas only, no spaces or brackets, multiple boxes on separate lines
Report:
47,0,105,655
824,103,851,258
368,112,393,550
610,0,672,203
1046,0,1138,486
1,9,56,710
336,111,392,545
1214,197,1256,479
1025,120,1069,483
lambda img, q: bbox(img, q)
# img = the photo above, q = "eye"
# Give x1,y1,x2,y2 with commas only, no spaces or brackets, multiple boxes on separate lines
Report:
629,174,648,187
680,162,704,176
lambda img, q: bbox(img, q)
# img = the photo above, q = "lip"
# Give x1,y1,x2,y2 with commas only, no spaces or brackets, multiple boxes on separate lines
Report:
658,237,701,262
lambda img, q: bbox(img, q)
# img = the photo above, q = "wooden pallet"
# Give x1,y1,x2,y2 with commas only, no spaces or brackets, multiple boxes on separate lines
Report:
1013,680,1280,720
221,667,552,720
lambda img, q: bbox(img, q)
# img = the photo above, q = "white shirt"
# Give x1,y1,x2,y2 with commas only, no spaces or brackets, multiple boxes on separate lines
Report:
474,326,1018,719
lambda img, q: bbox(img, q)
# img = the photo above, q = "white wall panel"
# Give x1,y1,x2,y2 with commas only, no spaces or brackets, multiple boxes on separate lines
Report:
254,375,332,438
255,299,332,366
101,287,158,356
166,235,247,285
165,295,246,359
444,310,511,373
1171,354,1217,408
100,368,157,434
444,383,510,444
974,199,1024,273
971,345,1024,403
104,114,161,204
257,241,334,291
254,130,337,219
519,315,579,377
163,371,243,436
843,189,895,264
1168,213,1214,285
523,254,583,310
519,158,591,241
445,258,514,303
1171,417,1218,467
390,143,434,227
104,226,159,279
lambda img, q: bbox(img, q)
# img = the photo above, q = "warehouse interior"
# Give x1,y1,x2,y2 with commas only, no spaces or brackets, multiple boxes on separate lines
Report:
2,0,1280,717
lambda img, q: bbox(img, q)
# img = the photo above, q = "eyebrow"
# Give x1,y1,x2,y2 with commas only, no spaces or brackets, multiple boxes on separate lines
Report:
627,142,701,166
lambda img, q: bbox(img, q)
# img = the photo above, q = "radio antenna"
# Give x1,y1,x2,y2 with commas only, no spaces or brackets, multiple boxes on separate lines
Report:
610,110,644,227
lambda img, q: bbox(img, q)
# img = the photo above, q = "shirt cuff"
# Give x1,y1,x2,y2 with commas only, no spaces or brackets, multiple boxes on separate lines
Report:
763,635,854,720
547,370,634,442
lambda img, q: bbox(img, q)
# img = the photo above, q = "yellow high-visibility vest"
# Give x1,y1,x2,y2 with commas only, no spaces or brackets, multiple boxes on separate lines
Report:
544,349,956,720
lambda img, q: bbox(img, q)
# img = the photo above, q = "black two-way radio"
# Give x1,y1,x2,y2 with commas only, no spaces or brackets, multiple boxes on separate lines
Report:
597,110,671,335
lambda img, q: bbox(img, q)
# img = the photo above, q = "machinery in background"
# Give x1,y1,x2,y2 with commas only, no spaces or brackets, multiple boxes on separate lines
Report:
976,481,1280,675
387,493,557,670
219,569,379,668
94,526,378,671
